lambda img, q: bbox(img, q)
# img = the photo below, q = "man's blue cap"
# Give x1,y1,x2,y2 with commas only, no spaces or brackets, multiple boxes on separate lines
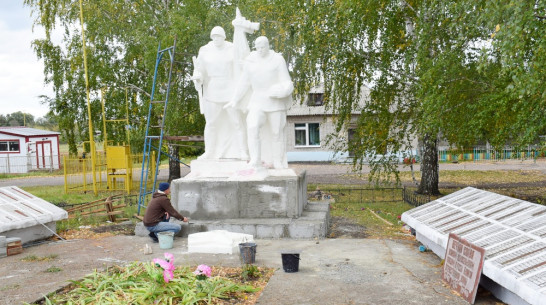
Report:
158,182,170,191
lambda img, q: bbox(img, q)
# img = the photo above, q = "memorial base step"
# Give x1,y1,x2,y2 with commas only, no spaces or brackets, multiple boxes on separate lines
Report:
135,200,330,239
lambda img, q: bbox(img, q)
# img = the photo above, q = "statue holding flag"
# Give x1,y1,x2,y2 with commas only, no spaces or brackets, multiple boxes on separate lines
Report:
192,9,259,161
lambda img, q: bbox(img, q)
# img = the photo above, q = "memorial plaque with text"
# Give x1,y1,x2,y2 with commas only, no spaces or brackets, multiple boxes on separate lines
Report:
442,233,486,304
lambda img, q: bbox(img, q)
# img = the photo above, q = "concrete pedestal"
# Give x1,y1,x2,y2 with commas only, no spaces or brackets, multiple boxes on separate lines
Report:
171,170,306,220
136,161,329,239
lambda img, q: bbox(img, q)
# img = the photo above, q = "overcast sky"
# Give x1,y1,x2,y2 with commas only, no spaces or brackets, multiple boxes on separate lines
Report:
0,2,54,119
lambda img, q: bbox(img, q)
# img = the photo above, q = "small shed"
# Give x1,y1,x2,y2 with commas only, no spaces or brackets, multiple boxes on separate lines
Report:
0,186,67,244
0,126,61,173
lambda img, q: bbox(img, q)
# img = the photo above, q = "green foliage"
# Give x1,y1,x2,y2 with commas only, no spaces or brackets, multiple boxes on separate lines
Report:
22,254,58,262
329,197,412,238
24,0,546,191
0,112,35,127
45,266,62,273
21,185,104,205
41,262,258,304
20,185,139,231
0,170,64,180
25,0,212,157
241,264,261,281
247,0,545,193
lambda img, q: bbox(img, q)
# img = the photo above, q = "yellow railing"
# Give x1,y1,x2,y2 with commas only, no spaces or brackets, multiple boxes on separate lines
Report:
63,152,155,194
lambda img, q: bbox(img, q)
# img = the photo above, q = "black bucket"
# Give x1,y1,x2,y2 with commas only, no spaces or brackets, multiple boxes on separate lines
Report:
239,242,257,264
281,253,300,273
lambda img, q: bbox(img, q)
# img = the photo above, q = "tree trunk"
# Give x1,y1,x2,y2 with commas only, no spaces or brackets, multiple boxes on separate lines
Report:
168,144,180,182
417,133,440,195
66,128,78,156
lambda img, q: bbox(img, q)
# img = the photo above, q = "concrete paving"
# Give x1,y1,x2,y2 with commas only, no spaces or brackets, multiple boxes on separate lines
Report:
0,235,501,304
252,238,475,305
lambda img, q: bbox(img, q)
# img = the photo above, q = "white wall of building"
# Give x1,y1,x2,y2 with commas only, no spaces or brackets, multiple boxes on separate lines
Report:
0,132,60,174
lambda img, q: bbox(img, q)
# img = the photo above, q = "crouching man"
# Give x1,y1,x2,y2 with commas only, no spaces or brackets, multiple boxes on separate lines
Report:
143,182,188,243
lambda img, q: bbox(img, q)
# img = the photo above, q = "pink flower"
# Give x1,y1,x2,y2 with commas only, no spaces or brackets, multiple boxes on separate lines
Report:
153,253,176,283
163,252,174,263
162,269,174,283
193,264,212,278
153,258,174,271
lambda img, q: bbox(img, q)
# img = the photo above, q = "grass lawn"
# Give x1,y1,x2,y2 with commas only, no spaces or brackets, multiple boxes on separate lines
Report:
310,166,546,238
15,166,546,237
399,169,546,185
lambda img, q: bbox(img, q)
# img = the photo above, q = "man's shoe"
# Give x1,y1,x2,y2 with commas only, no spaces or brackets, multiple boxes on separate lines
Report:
148,232,159,243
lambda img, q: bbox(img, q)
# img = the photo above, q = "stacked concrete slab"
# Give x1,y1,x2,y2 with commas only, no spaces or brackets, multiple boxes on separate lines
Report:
136,161,329,239
0,186,67,245
402,187,546,305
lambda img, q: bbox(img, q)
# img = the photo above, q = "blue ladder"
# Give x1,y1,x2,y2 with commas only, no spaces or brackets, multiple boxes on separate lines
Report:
137,41,177,215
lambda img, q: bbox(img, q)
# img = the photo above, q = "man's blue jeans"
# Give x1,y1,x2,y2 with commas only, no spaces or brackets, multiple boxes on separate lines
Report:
146,218,181,236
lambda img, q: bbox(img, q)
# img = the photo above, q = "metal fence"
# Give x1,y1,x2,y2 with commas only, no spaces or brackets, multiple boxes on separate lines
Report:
0,154,61,174
63,152,151,193
438,147,545,162
402,187,432,207
318,187,404,204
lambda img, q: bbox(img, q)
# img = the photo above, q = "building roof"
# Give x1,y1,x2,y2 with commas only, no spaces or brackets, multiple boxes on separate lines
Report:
0,126,60,137
287,85,370,117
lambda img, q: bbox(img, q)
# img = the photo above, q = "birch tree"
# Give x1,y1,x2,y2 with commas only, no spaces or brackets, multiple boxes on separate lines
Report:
248,0,545,195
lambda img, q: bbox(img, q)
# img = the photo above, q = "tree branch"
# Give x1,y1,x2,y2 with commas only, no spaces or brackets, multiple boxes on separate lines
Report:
535,14,546,20
126,83,151,98
134,68,147,76
400,0,415,13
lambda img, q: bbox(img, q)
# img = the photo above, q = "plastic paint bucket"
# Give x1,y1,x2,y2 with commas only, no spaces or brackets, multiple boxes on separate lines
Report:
281,253,300,273
157,232,174,249
239,242,257,264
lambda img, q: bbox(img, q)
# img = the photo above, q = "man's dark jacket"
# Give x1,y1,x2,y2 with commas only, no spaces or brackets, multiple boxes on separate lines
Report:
143,192,185,227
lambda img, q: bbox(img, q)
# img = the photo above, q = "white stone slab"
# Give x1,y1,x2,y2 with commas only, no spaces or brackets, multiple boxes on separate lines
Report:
187,230,254,254
402,187,546,305
0,186,67,232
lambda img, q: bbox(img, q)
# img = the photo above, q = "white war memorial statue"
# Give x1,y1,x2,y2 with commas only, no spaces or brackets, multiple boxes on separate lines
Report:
137,9,323,240
189,8,295,179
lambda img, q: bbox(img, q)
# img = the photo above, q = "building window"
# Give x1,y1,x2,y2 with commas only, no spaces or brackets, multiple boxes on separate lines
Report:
295,123,320,147
0,140,20,152
307,93,324,106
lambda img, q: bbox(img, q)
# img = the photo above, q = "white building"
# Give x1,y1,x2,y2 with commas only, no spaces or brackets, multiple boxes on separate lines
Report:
0,127,61,174
286,86,367,163
286,86,419,163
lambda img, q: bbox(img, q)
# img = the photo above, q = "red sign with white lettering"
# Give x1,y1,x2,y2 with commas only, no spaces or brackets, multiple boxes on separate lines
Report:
442,233,486,304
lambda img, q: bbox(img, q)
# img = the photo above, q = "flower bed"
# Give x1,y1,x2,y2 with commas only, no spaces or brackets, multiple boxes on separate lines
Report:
38,253,273,304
